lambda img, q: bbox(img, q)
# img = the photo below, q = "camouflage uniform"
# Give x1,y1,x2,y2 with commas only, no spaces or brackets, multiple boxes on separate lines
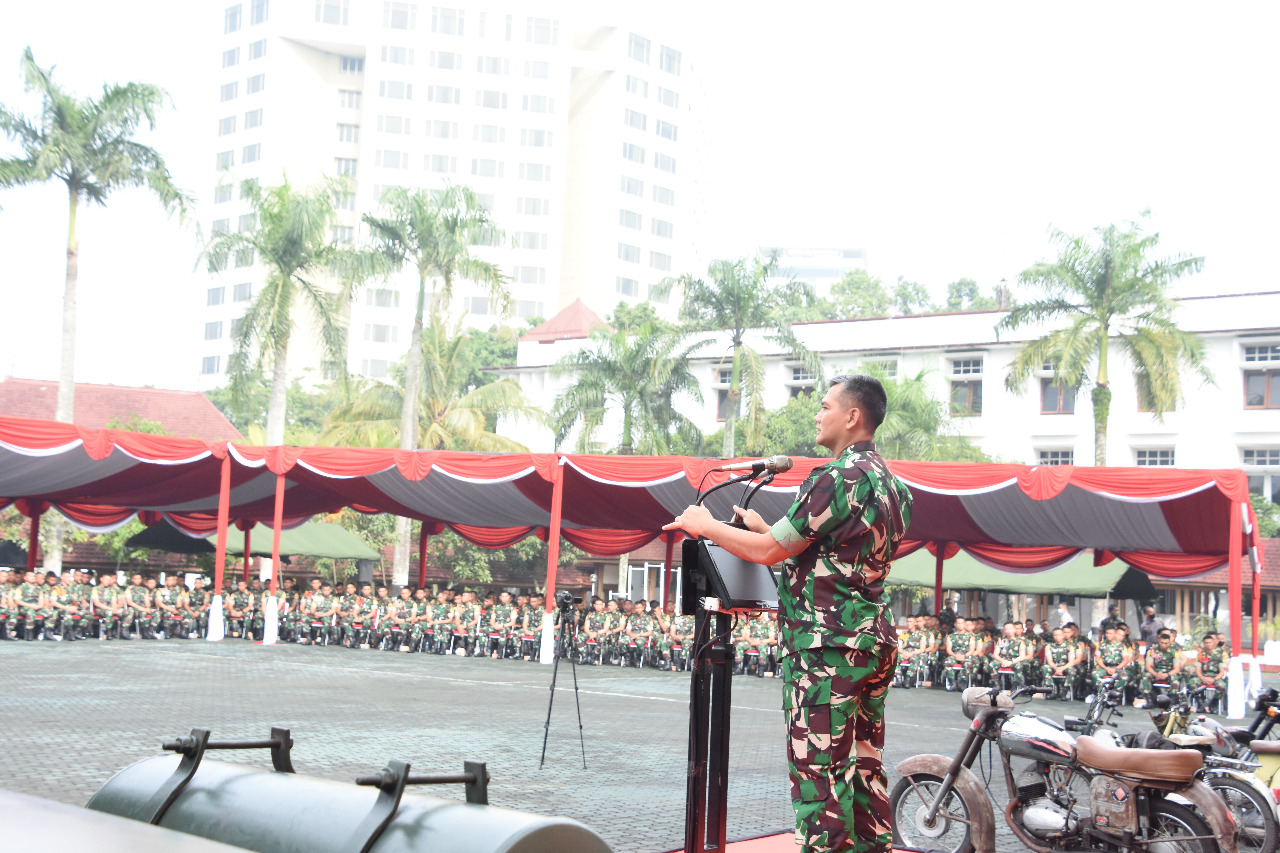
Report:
1187,645,1227,694
490,601,519,654
124,583,160,636
154,585,185,638
666,613,696,668
1092,640,1130,691
992,636,1028,687
227,589,255,638
184,587,210,638
15,580,46,637
1140,645,1180,695
1039,640,1077,690
770,440,912,853
92,584,125,637
427,598,455,651
577,608,611,661
736,614,775,671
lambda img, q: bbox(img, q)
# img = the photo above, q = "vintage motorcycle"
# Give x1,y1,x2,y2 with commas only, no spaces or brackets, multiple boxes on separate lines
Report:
890,685,1237,853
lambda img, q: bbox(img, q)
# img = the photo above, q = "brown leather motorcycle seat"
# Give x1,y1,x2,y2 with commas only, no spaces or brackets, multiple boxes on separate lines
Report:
1251,740,1280,755
1076,735,1202,783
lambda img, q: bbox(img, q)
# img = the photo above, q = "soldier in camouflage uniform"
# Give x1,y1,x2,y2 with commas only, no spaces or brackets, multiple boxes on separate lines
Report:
0,569,13,640
425,589,455,653
488,591,520,658
122,573,160,639
1187,633,1227,699
734,612,777,675
337,582,362,646
576,597,610,663
623,601,657,665
944,618,979,685
226,579,256,639
91,573,126,639
991,622,1032,688
1140,629,1183,700
667,374,912,853
1092,626,1130,692
154,575,186,639
1039,628,1079,696
183,577,210,638
665,607,696,671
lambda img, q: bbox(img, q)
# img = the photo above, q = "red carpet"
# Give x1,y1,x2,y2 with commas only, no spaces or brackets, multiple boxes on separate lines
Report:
679,837,922,853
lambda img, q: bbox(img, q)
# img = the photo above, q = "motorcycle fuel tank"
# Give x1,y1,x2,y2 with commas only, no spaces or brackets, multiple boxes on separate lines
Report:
1000,712,1078,765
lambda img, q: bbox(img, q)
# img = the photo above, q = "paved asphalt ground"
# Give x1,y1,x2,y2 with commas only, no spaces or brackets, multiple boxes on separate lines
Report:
0,639,1247,853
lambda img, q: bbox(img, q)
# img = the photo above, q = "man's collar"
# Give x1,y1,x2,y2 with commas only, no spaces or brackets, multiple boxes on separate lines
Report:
837,440,877,455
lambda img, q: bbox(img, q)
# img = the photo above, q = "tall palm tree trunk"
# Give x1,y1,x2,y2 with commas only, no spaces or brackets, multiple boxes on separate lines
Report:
266,343,289,445
391,279,427,588
721,347,742,458
46,187,81,575
56,188,78,423
1093,327,1111,466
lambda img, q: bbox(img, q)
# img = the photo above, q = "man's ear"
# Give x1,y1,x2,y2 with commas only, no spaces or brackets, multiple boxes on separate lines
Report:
846,406,862,431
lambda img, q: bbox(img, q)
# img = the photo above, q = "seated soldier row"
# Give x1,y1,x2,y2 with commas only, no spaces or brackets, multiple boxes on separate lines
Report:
894,613,1228,710
0,569,780,676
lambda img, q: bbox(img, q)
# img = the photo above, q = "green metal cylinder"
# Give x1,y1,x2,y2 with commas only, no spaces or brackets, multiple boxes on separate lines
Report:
87,756,611,853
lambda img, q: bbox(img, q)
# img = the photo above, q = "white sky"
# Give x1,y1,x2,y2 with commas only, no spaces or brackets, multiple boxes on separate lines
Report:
1,1,1277,390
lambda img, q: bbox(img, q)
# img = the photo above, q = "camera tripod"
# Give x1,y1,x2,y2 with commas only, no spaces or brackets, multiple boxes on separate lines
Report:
539,604,587,769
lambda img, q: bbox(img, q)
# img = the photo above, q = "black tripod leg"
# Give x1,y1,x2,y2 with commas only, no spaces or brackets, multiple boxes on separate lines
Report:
565,620,587,769
684,609,713,853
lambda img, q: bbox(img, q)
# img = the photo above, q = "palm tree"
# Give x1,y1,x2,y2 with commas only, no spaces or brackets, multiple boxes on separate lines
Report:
362,185,510,453
658,255,820,457
551,321,707,455
861,365,989,462
203,177,373,445
0,47,188,422
997,214,1210,465
320,313,542,452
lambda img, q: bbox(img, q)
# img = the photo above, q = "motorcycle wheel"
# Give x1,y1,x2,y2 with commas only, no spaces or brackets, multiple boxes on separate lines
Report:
1146,799,1220,853
889,773,973,853
1206,775,1279,853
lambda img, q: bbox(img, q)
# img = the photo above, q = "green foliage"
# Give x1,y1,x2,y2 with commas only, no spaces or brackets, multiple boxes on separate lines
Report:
892,277,936,315
831,270,892,318
551,320,707,454
738,393,828,458
459,324,520,391
607,301,672,333
659,254,821,457
335,508,396,554
313,558,358,588
206,375,345,444
320,313,543,451
999,212,1209,464
0,47,189,215
1252,495,1280,539
428,531,492,584
105,414,169,434
945,278,1000,311
93,518,150,568
499,536,585,588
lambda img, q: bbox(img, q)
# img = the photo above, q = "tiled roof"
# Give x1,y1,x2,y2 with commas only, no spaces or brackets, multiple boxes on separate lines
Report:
1167,538,1280,589
519,298,608,343
0,378,243,441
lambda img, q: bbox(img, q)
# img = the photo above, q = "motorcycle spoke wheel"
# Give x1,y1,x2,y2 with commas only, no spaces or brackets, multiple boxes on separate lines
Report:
889,774,973,853
1141,799,1220,853
1207,776,1279,853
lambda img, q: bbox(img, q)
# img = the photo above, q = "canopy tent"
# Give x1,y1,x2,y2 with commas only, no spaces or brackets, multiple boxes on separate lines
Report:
0,414,1262,654
125,519,380,561
888,547,1158,599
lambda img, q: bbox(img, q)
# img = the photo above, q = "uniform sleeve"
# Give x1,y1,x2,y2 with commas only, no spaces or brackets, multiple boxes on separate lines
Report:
769,466,867,555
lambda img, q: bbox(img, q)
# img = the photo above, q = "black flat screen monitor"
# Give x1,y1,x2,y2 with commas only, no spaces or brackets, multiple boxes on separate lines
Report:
693,540,779,612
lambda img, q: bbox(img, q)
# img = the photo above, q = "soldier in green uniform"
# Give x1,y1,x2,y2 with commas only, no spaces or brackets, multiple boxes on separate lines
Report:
154,575,186,639
183,577,210,639
385,586,415,651
423,589,453,653
519,594,544,659
735,612,776,676
337,582,361,646
944,618,978,686
43,571,80,640
576,597,610,664
623,601,656,666
454,590,482,655
1188,632,1227,691
226,579,256,639
307,582,341,645
121,572,160,639
895,616,924,686
666,373,913,853
1140,629,1183,702
1040,627,1079,697
91,573,126,639
489,591,520,658
0,569,13,639
989,622,1024,688
1092,626,1130,693
665,606,696,671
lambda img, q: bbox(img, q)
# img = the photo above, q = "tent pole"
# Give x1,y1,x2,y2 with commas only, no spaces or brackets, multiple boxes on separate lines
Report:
209,453,232,642
243,527,251,584
662,533,676,609
1250,511,1261,659
263,472,284,646
26,508,41,573
933,542,945,617
540,458,565,664
1229,501,1243,656
417,523,428,588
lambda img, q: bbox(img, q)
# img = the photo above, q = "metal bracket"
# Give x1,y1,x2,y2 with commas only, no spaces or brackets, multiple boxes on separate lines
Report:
147,727,211,825
195,726,296,773
350,759,411,853
355,761,490,806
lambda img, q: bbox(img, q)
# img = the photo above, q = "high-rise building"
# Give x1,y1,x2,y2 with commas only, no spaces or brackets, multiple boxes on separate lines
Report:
198,0,698,388
763,247,868,299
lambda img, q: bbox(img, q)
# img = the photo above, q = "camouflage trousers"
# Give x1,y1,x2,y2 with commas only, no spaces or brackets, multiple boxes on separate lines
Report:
1091,667,1129,692
782,643,896,853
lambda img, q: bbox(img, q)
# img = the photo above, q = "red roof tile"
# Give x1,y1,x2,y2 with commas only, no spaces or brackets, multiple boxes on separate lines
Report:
518,298,608,343
0,378,243,441
1172,538,1280,589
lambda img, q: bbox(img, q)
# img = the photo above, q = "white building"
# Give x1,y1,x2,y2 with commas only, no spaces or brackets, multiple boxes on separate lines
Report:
498,291,1280,502
763,246,868,299
197,0,697,388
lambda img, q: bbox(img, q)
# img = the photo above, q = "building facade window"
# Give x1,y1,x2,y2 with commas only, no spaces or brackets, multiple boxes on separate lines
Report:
216,150,234,169
617,243,640,263
246,74,265,93
317,0,350,24
207,287,226,306
428,154,455,173
214,184,233,204
1135,448,1176,466
332,225,355,244
337,123,360,142
1037,449,1074,466
950,360,982,416
654,152,676,173
622,143,645,164
1245,369,1280,408
628,34,650,64
334,158,358,177
223,48,240,68
519,162,548,181
651,218,673,239
384,1,416,29
625,109,647,130
431,6,464,34
652,185,674,205
1244,344,1280,362
526,17,557,44
340,56,364,74
380,80,412,99
616,276,639,297
517,197,549,215
211,218,230,234
657,87,679,108
244,108,263,129
339,89,362,108
225,4,242,33
619,209,641,230
1040,379,1076,414
863,359,898,379
249,39,266,59
364,323,397,343
204,321,223,341
620,176,643,196
525,60,549,78
626,75,648,96
649,251,671,271
218,116,237,136
237,213,255,232
241,143,261,163
220,82,238,102
655,119,677,141
361,359,390,379
522,94,552,112
202,356,221,375
520,128,551,146
383,45,414,64
471,158,503,177
233,282,252,301
659,46,681,75
235,248,255,267
250,0,268,24
1244,448,1280,504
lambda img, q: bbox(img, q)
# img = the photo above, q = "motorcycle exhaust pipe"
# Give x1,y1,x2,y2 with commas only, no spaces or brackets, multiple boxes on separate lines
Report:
1005,797,1056,853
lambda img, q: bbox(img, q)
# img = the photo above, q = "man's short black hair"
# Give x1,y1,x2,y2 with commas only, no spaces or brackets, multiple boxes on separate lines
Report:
829,374,887,430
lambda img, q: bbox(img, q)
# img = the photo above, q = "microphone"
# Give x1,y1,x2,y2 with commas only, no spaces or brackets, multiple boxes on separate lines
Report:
715,455,793,473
